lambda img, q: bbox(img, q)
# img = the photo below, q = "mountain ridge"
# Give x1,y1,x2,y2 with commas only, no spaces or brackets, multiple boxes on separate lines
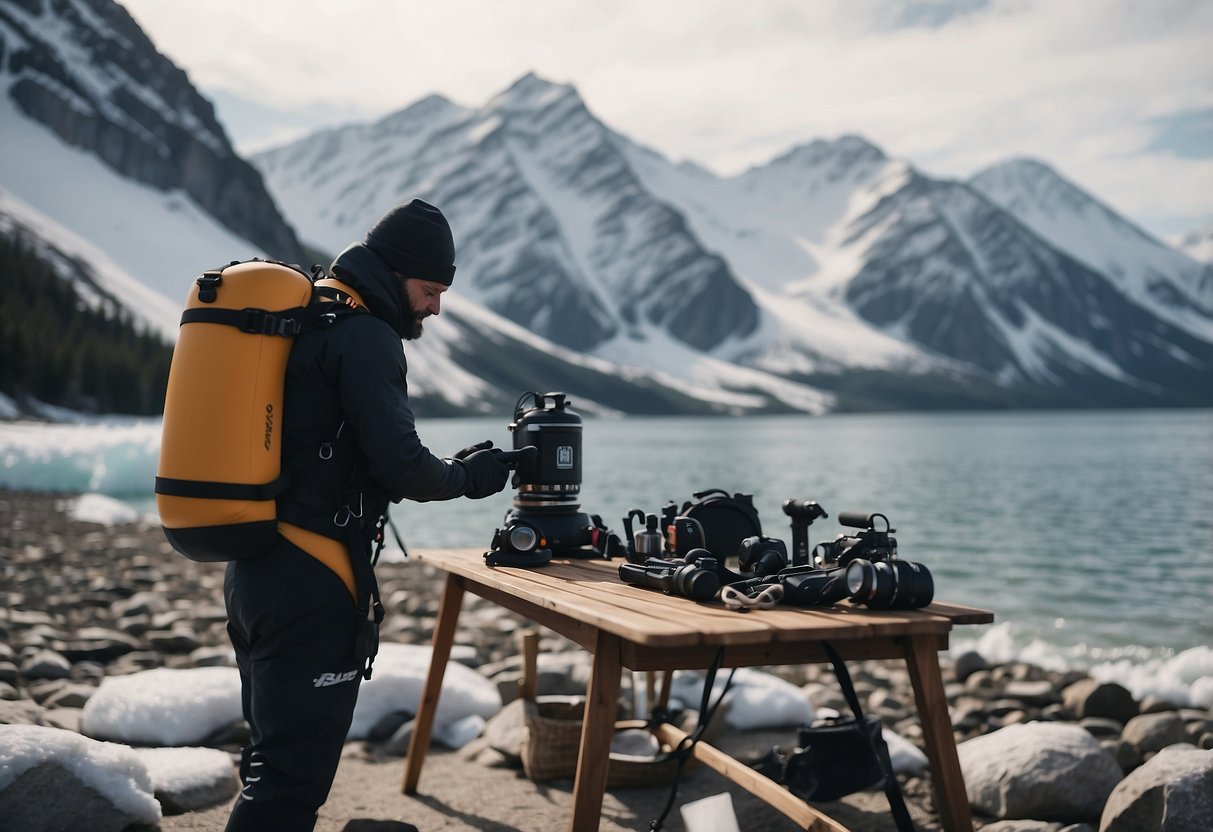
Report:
3,2,1210,416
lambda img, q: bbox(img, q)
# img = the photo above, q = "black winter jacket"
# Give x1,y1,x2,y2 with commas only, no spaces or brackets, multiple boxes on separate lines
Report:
276,243,467,543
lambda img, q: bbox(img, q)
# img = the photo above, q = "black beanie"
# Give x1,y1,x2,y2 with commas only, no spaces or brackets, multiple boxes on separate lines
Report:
364,199,456,285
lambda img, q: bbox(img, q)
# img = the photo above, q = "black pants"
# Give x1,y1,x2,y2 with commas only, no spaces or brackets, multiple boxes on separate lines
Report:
223,538,363,832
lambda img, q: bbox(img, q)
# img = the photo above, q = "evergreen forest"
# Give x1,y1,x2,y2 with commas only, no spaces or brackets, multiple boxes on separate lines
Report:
0,235,172,416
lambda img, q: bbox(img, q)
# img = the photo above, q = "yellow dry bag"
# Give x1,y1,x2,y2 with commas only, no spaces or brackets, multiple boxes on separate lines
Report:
155,260,316,561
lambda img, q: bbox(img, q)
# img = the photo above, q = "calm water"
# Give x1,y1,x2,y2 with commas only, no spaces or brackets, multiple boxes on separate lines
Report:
5,408,1211,665
403,409,1213,660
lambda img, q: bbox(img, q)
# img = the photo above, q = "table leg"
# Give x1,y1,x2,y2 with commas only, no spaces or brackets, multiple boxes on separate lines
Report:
401,574,466,794
569,629,620,832
903,635,973,832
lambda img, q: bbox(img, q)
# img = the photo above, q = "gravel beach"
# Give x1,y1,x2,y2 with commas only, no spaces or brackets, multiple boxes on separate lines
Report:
2,489,1208,831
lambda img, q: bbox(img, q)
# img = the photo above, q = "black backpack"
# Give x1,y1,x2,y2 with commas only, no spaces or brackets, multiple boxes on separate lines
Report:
660,488,763,560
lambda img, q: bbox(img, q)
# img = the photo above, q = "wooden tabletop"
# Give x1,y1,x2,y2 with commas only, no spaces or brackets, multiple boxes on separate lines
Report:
414,548,993,649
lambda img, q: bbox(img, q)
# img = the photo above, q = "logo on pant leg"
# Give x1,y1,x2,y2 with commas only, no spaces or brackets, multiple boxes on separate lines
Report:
313,669,360,687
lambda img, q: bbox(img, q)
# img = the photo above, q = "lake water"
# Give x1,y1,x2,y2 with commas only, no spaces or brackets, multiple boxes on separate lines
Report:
407,409,1213,666
3,408,1212,675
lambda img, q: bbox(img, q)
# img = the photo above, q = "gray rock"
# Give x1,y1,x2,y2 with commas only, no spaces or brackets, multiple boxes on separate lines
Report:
341,820,421,832
57,627,142,662
19,649,71,681
0,660,18,684
383,719,416,757
367,709,413,742
1100,738,1143,774
41,707,82,732
200,719,251,748
27,679,69,705
1122,712,1189,755
0,681,19,701
190,645,236,667
1080,717,1125,740
72,661,106,682
989,698,1031,717
1182,717,1212,744
483,697,528,764
41,683,97,709
1138,695,1180,714
952,650,989,682
0,698,45,725
133,747,240,814
958,722,1123,822
113,590,170,619
980,822,1063,831
965,668,998,695
1004,680,1060,706
0,761,156,832
115,614,151,637
1061,679,1138,723
147,628,200,653
7,609,56,627
1099,746,1213,832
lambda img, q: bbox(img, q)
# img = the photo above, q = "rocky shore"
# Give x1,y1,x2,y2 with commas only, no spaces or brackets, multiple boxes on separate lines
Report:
1,489,1210,832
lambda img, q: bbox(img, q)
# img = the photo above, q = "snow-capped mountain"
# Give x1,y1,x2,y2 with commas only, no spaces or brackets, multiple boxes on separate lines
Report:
1173,222,1213,264
971,159,1213,329
1,3,829,417
255,74,763,356
255,74,1213,407
4,1,1210,415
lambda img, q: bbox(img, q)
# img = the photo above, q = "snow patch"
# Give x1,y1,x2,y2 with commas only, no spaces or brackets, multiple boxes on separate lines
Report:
0,725,161,825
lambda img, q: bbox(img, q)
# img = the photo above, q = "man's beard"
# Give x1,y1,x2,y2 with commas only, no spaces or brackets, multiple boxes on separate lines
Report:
400,285,427,341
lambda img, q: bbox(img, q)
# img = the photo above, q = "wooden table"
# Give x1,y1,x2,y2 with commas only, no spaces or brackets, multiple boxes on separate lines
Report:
401,549,993,832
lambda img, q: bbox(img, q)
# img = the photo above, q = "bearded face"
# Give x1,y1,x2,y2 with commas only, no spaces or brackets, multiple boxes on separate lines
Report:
399,284,426,340
397,275,447,340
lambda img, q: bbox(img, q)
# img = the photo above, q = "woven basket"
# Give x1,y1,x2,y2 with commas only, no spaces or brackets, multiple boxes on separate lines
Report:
519,696,686,788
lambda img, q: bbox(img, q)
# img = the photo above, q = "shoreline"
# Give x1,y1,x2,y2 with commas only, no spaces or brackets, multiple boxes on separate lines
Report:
2,489,1210,831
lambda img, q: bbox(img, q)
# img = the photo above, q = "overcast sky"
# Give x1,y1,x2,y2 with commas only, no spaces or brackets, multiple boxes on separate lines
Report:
120,0,1212,241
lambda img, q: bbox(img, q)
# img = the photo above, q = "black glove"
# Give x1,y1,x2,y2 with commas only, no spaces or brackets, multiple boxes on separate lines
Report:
452,439,494,460
459,449,510,499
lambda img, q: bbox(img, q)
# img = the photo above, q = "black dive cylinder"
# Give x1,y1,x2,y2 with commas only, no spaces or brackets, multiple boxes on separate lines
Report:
504,392,599,553
510,391,581,511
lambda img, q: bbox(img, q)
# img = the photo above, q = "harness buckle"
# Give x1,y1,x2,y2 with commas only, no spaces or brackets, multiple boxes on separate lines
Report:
196,272,222,303
333,494,364,527
236,309,301,336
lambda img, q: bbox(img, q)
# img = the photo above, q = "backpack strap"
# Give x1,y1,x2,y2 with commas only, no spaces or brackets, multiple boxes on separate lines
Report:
315,277,367,309
154,475,290,501
180,305,312,336
823,642,916,832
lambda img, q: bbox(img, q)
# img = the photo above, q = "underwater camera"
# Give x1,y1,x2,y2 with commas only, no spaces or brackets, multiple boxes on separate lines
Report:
801,511,933,610
484,392,620,567
812,511,898,567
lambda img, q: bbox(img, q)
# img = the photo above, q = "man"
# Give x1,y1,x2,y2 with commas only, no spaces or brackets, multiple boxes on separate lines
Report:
223,199,510,832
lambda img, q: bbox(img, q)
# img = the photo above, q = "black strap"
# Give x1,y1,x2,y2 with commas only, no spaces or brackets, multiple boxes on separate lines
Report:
374,511,409,563
336,514,384,681
823,642,916,832
154,474,289,501
650,650,736,831
180,305,311,336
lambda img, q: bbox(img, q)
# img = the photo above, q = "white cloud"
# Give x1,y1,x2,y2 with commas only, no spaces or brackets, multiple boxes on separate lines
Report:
119,0,1213,238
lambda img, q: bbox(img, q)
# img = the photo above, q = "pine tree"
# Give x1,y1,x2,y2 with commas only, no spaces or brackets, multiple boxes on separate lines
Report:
0,234,174,416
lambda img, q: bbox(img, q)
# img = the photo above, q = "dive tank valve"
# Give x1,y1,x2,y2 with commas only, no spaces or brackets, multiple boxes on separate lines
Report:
623,510,665,563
